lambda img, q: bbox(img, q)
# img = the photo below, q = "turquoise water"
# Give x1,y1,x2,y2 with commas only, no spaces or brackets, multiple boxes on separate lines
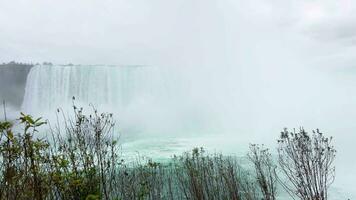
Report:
120,134,355,200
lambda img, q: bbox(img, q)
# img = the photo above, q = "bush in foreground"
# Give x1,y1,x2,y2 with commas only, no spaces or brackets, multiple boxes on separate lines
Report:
248,144,277,200
0,105,337,200
0,106,259,200
277,128,336,200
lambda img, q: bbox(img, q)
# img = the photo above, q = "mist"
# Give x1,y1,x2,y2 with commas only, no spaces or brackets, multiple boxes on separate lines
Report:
1,0,356,198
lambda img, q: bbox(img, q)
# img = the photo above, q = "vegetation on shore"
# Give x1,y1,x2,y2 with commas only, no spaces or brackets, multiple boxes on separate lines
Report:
0,103,337,200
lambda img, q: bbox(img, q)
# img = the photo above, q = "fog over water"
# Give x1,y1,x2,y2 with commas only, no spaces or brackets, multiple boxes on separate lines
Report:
1,0,356,198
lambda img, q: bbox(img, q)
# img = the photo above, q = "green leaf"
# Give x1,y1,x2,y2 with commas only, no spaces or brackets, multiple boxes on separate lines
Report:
26,115,35,124
7,131,14,140
35,121,47,127
34,117,42,123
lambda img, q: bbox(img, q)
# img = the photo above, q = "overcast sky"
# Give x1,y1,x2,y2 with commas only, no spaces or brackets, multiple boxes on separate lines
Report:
0,0,355,68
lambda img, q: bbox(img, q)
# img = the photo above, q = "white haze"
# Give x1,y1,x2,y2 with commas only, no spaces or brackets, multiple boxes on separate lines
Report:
1,0,356,198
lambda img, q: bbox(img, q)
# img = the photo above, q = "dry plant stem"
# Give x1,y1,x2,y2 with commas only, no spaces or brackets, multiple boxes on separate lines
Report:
248,144,277,200
277,128,336,200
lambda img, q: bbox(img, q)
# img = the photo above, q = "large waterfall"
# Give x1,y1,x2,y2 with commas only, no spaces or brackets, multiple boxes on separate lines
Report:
21,64,208,135
22,65,164,113
21,65,177,134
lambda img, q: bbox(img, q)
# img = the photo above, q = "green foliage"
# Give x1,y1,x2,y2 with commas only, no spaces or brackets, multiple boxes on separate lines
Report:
0,103,338,200
0,114,49,200
86,194,100,200
0,104,118,200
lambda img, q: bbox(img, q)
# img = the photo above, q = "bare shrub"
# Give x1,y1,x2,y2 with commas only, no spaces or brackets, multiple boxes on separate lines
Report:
277,128,336,200
248,144,277,200
172,147,257,200
114,159,167,200
48,101,119,199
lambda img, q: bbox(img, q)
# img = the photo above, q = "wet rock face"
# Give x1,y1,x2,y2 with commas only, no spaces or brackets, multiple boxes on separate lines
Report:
0,62,33,107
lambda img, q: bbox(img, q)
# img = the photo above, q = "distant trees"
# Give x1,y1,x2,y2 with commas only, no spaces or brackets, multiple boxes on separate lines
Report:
0,61,78,67
0,61,55,66
42,62,53,66
0,61,33,67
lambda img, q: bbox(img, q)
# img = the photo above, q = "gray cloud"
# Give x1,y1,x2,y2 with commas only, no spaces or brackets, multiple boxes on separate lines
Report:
0,0,354,67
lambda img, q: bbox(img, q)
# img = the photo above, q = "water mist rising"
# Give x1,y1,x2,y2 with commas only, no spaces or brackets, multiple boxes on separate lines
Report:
21,65,212,137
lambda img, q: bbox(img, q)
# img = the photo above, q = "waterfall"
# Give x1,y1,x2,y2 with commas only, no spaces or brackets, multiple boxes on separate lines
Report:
22,65,165,117
21,64,213,135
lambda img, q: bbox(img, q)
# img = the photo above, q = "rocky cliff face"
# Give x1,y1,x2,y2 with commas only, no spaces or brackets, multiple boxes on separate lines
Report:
0,62,33,107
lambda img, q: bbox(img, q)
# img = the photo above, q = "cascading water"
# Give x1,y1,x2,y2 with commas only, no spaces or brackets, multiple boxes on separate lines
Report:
20,64,230,160
20,64,225,162
22,65,164,114
21,64,211,138
21,65,182,137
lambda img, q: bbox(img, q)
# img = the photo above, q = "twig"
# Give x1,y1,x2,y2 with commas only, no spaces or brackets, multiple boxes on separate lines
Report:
2,100,6,121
